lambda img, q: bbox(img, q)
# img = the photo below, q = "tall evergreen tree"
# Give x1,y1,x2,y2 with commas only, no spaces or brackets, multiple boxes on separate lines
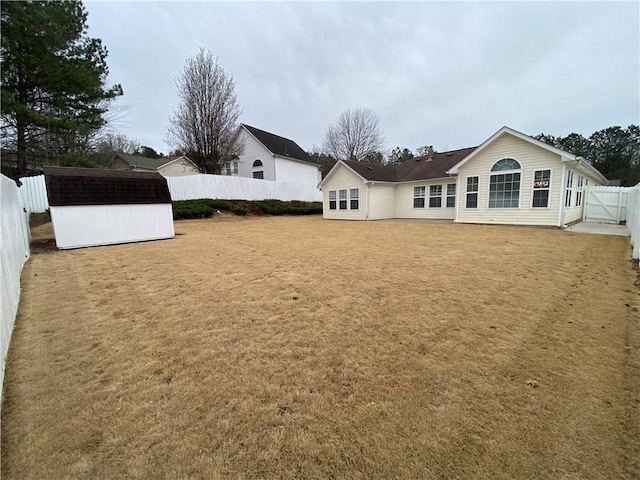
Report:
1,0,122,176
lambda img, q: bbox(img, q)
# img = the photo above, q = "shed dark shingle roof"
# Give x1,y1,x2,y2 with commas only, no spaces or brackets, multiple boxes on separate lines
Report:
243,124,315,164
44,166,172,206
342,146,477,182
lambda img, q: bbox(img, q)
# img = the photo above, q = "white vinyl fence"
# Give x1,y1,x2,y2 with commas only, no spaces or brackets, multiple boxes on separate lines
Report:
626,185,640,259
1,174,30,404
19,174,49,213
166,174,322,202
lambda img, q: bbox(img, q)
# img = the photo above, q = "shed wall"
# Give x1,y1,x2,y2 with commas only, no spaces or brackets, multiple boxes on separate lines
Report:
50,204,174,249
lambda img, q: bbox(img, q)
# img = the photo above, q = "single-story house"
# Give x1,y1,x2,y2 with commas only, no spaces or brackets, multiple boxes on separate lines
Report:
225,124,322,186
44,166,174,249
319,126,607,227
106,153,200,176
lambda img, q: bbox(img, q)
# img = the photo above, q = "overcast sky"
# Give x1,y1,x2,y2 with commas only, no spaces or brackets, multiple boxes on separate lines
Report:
85,1,639,156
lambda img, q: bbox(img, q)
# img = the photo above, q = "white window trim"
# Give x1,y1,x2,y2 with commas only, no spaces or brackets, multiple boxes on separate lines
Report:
429,184,443,208
446,183,456,208
576,174,584,207
338,189,348,210
328,190,337,210
413,185,426,209
530,168,552,209
487,159,523,209
564,170,574,208
349,188,360,210
465,175,479,209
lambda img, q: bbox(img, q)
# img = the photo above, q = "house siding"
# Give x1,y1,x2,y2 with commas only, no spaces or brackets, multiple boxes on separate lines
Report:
322,165,367,220
455,134,564,226
274,157,321,186
236,129,276,181
368,184,396,220
395,179,457,220
156,159,200,176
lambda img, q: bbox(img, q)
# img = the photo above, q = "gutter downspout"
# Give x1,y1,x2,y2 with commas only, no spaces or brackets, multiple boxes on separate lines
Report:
366,182,371,220
557,163,567,227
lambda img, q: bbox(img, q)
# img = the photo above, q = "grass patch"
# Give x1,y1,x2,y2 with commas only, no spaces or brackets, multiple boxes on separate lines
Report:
2,217,639,479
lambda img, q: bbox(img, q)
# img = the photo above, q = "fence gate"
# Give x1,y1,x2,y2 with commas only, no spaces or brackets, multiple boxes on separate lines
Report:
583,186,629,223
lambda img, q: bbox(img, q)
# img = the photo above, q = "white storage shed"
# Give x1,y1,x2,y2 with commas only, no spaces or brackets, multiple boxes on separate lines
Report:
44,167,174,249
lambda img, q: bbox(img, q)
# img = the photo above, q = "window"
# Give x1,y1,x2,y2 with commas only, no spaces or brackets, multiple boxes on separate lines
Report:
489,158,521,208
446,184,456,208
576,175,584,207
429,185,443,208
252,159,263,180
225,163,231,175
565,170,574,207
413,186,426,208
329,190,337,210
233,161,239,174
532,170,551,208
350,188,359,210
339,189,347,210
466,176,479,208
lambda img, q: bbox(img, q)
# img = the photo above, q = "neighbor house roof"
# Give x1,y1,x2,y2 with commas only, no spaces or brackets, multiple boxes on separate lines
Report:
110,153,198,172
241,124,316,164
331,146,478,185
44,166,172,206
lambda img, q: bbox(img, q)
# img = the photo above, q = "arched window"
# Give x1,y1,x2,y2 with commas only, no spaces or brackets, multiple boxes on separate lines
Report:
252,159,264,179
489,158,521,208
491,158,521,171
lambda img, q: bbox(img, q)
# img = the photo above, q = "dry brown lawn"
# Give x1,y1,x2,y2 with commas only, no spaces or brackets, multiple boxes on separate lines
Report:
2,215,639,479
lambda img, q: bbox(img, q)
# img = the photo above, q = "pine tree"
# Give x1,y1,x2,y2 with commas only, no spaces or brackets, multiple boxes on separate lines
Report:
1,0,122,176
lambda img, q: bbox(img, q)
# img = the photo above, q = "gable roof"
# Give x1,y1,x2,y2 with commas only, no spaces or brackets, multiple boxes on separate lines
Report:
44,166,172,206
110,153,198,171
241,124,316,164
322,146,477,186
447,126,607,183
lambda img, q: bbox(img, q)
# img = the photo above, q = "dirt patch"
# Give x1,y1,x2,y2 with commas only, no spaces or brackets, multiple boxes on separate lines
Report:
2,216,639,479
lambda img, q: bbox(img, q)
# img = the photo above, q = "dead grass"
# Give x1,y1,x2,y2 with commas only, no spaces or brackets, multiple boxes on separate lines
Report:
2,216,639,479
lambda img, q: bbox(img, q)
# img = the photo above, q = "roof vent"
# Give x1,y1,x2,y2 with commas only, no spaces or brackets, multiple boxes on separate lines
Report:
426,146,434,162
367,166,373,170
447,153,453,157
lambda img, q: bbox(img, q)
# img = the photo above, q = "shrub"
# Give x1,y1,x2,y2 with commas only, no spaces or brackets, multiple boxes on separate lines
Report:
172,200,214,219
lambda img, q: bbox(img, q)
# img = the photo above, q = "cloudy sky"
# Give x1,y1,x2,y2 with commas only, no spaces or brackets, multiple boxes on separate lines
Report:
85,1,639,156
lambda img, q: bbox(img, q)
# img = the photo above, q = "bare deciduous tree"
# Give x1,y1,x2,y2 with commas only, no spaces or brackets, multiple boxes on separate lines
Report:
167,48,242,174
322,107,385,162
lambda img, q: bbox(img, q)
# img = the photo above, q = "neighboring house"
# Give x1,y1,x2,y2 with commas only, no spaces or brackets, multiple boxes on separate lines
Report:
319,126,607,227
106,153,200,176
226,124,322,186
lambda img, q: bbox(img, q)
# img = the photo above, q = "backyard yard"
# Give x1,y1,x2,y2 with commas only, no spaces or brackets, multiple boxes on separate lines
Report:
2,215,639,479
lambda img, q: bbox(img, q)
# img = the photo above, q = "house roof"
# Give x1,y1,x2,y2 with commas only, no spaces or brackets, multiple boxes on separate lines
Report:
44,166,172,206
111,153,198,171
333,146,478,184
241,124,316,164
447,126,607,183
